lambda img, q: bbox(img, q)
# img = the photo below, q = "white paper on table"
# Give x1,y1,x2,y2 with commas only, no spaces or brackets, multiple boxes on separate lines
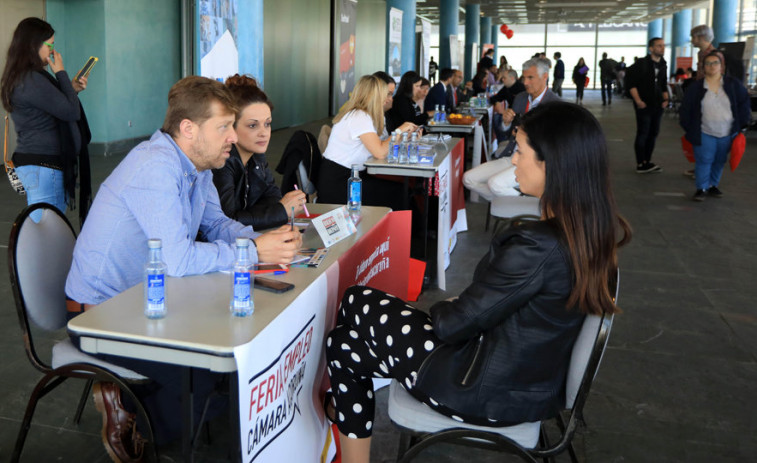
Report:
311,206,358,247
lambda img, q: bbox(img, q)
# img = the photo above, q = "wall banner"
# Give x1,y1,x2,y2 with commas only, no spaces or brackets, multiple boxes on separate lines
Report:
198,0,239,81
388,7,404,80
336,0,357,109
420,18,432,79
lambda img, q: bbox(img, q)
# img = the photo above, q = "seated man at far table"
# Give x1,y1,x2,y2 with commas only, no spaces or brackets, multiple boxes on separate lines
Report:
65,76,302,461
463,57,560,200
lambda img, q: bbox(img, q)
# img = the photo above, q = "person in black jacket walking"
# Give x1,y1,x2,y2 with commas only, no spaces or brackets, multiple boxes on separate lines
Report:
680,52,751,201
324,102,631,463
212,74,305,229
626,37,669,173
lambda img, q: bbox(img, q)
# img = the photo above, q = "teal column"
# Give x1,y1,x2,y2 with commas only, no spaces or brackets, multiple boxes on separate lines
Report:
386,0,417,75
648,18,663,42
480,17,491,48
672,9,692,72
238,0,264,85
439,0,459,70
491,24,499,64
712,0,738,44
464,4,480,81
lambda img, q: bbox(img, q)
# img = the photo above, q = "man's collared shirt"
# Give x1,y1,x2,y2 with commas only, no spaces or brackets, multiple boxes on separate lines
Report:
66,129,259,305
502,86,548,132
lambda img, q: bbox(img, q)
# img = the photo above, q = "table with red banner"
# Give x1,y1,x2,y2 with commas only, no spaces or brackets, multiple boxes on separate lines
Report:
364,137,467,290
68,204,412,462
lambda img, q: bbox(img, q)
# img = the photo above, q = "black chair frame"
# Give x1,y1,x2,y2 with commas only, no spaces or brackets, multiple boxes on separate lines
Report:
8,203,158,462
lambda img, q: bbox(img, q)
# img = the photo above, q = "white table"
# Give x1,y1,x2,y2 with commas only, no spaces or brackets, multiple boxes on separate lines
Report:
68,205,394,462
364,138,466,290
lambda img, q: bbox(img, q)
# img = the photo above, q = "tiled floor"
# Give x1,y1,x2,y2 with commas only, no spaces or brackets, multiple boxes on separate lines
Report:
1,89,756,462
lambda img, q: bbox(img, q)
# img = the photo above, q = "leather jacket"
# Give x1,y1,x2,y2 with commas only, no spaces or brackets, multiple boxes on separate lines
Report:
415,220,585,424
212,145,288,230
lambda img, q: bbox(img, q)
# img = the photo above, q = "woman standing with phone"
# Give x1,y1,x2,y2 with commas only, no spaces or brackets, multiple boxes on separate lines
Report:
1,17,91,222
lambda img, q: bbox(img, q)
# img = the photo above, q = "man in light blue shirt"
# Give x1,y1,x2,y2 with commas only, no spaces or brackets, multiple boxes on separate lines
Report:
66,76,301,306
64,76,302,457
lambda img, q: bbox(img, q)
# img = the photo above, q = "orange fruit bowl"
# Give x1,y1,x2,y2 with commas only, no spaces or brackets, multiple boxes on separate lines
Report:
447,114,477,125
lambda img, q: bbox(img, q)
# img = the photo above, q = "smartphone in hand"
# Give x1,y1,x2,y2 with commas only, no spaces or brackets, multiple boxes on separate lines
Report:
75,56,98,81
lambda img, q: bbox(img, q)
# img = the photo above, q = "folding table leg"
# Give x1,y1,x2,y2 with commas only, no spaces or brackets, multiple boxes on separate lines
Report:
182,367,195,462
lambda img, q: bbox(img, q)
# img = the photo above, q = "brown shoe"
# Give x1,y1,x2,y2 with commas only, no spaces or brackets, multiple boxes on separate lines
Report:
93,382,145,462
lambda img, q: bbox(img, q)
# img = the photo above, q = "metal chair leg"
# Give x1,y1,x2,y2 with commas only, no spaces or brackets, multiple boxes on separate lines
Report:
12,373,68,462
74,378,94,424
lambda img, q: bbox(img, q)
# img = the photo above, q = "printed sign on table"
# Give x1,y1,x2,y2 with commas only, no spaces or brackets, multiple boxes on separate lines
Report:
234,274,331,463
312,206,358,247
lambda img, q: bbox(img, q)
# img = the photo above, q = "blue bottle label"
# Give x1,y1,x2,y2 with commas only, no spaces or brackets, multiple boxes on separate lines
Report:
392,144,400,157
147,274,165,305
233,272,251,304
349,182,361,203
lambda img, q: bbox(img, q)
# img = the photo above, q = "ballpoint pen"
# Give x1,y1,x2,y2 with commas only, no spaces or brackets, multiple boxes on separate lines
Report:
294,184,310,217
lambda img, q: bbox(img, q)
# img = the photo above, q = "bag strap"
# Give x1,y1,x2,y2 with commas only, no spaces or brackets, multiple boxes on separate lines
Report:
3,114,12,171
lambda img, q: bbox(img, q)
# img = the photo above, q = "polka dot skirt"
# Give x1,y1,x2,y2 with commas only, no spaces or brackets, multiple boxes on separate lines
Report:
326,285,475,439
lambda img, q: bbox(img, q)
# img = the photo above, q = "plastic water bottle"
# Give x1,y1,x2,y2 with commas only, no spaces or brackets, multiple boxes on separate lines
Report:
440,105,447,123
144,239,167,319
348,164,362,214
433,104,440,123
398,132,409,164
230,238,254,317
408,132,419,164
387,131,398,163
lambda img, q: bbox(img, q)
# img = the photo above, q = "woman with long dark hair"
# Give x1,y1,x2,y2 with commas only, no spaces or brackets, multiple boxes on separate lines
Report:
212,74,306,229
572,57,589,104
1,17,91,222
387,70,430,129
324,101,631,463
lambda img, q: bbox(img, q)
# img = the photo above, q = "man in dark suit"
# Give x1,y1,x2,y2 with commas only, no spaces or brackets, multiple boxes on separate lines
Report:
463,57,561,199
424,67,455,114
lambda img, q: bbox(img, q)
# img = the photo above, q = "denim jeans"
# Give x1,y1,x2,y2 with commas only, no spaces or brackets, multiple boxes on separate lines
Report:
633,106,663,165
14,165,67,221
694,133,734,191
601,79,613,103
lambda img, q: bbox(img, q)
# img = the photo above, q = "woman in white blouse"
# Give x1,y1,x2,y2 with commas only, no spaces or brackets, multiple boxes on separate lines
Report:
317,74,417,209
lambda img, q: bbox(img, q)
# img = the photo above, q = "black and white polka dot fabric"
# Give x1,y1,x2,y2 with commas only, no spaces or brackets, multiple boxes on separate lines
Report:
326,285,493,439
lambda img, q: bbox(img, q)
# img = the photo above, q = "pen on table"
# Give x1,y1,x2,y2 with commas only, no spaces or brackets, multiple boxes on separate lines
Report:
293,184,310,217
291,207,295,231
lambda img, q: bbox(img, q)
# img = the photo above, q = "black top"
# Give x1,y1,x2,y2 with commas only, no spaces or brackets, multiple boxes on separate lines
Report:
625,55,669,108
415,220,585,424
491,81,526,106
387,94,429,129
212,145,288,230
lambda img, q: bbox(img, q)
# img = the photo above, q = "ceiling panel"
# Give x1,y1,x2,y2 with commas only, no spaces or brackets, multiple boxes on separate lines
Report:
415,0,709,26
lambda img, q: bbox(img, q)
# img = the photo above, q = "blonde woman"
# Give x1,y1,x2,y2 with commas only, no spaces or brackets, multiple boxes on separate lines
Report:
317,74,417,208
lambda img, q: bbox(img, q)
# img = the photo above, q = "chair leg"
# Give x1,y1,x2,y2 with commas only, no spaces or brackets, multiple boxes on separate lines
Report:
12,374,68,462
396,431,415,461
74,378,94,424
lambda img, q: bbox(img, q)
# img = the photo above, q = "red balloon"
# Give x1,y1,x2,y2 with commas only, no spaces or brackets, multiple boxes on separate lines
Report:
500,24,509,34
505,29,514,39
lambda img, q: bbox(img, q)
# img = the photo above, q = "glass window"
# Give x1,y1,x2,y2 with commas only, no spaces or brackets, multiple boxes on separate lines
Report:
497,23,545,47
550,47,597,89
547,23,596,46
597,23,648,46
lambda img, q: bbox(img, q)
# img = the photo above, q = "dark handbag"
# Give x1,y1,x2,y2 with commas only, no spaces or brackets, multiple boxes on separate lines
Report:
3,114,25,195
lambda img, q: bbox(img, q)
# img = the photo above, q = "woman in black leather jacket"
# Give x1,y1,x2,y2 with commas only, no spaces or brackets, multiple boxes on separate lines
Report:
212,74,305,230
324,101,632,462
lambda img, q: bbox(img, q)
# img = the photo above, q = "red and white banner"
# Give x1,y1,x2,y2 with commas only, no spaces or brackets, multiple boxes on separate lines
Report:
233,211,411,462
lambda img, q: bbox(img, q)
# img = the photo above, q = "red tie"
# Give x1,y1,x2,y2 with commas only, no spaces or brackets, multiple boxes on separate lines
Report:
525,100,531,113
453,89,457,106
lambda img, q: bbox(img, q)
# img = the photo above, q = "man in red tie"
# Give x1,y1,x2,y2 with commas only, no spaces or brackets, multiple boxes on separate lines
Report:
463,57,560,200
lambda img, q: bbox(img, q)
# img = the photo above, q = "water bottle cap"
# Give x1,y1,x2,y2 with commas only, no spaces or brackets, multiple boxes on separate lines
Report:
147,239,162,249
235,237,250,247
